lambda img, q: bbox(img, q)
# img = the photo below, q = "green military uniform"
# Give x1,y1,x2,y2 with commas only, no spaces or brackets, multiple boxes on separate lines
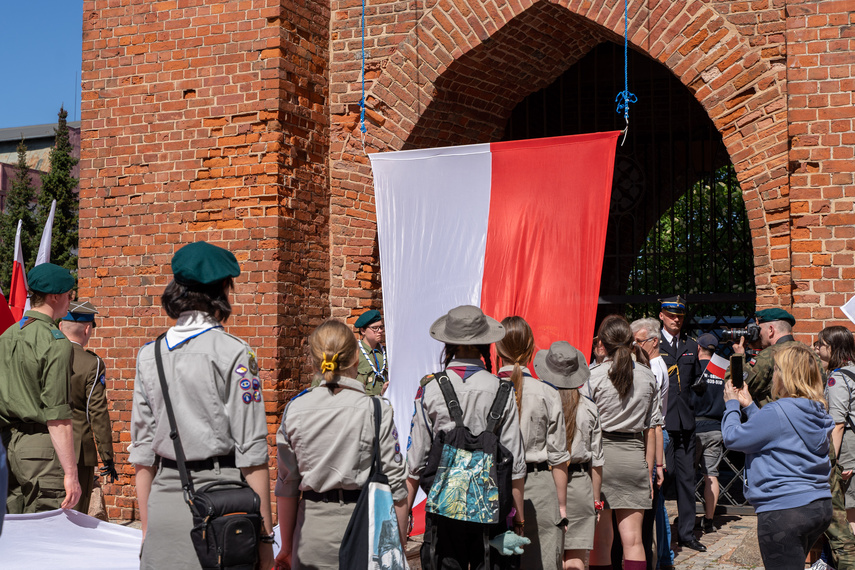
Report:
69,342,114,513
355,339,387,396
726,336,802,406
0,310,74,513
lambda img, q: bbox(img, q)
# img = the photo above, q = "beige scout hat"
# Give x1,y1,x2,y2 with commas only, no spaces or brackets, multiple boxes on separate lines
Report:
429,305,505,345
533,341,590,389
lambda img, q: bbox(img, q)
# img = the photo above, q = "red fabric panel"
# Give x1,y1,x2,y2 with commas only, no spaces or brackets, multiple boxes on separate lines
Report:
0,290,15,334
9,260,27,322
481,132,620,361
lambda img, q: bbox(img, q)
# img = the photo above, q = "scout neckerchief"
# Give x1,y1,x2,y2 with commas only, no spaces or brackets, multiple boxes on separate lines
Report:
359,339,387,383
496,368,533,381
446,365,483,382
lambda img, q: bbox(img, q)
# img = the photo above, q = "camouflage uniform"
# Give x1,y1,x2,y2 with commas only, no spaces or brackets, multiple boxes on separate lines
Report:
725,336,802,406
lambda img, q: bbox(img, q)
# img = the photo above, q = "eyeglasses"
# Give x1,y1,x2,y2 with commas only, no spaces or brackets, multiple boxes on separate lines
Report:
367,325,385,332
636,337,656,345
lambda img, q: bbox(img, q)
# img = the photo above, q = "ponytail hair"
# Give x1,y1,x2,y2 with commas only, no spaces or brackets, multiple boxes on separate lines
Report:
495,316,536,418
560,388,581,449
597,314,640,399
309,319,358,390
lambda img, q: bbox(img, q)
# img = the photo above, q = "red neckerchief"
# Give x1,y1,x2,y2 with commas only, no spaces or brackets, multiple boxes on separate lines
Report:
447,365,483,382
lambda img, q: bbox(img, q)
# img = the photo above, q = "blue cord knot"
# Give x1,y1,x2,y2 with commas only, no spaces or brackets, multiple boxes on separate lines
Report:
615,90,637,119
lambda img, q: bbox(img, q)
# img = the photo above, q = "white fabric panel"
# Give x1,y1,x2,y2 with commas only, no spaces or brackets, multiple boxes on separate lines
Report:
0,509,142,568
370,143,492,457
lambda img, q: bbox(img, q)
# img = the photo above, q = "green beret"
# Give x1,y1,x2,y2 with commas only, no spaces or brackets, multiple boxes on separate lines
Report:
172,241,240,286
27,263,75,294
355,309,382,329
756,308,795,326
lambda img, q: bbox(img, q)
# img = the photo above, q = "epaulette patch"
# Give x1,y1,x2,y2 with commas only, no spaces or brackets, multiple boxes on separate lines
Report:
51,329,66,340
420,373,436,387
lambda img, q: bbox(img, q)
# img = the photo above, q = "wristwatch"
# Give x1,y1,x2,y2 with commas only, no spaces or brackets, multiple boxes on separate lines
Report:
260,532,276,544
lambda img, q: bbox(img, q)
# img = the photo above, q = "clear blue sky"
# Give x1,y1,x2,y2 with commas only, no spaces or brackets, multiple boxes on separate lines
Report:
0,1,83,129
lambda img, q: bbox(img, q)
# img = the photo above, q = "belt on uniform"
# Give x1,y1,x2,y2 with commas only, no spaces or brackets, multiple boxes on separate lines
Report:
302,489,361,503
567,462,590,473
602,431,642,441
695,416,720,423
160,453,236,471
5,422,49,435
526,461,549,473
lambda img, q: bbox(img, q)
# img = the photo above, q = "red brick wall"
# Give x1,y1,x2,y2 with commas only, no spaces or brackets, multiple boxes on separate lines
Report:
787,0,855,338
80,0,852,520
80,0,330,521
328,0,791,322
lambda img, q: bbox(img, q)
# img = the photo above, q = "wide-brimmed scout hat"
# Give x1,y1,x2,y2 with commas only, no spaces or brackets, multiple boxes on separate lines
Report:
429,305,505,345
171,241,240,286
533,341,590,389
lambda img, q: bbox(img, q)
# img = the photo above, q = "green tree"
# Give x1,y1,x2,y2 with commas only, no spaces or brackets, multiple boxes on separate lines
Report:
37,106,79,273
0,139,39,290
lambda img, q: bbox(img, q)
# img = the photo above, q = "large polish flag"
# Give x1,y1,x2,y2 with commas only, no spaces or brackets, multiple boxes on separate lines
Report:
8,220,28,321
370,132,619,529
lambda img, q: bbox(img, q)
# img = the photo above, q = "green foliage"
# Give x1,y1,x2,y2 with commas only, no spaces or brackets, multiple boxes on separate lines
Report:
0,140,39,290
37,106,79,274
625,164,755,323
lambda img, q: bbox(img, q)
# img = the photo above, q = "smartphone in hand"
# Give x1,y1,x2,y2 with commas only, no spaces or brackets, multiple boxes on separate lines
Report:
731,354,744,389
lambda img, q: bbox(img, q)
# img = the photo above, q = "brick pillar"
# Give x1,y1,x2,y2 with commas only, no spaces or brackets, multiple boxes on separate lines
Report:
787,0,855,341
80,0,329,521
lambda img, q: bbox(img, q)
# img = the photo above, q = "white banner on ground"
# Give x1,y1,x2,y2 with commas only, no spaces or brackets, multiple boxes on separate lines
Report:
0,509,142,569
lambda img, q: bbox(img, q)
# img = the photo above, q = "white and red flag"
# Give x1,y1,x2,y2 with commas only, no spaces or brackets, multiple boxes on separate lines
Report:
8,220,29,321
704,352,730,380
370,132,620,531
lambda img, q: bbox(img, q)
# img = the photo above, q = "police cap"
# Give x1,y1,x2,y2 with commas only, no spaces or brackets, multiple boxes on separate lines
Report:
62,300,98,327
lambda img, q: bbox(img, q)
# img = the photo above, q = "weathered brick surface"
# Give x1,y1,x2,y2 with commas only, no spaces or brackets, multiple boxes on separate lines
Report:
786,0,855,334
80,0,329,521
81,0,852,521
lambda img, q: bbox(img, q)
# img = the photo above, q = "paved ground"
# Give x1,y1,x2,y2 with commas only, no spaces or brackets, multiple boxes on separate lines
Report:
405,501,768,569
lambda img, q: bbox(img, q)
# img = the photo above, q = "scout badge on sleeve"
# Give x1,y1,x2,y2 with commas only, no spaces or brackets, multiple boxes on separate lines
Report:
339,398,406,570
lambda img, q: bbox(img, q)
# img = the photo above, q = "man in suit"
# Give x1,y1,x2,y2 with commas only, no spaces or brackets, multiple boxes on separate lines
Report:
659,296,705,553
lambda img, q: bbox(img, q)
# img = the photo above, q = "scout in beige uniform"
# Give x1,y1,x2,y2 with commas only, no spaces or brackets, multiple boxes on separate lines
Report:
59,301,117,514
531,342,603,570
275,319,407,570
0,263,80,513
407,305,527,570
496,317,569,570
586,315,660,570
130,241,274,570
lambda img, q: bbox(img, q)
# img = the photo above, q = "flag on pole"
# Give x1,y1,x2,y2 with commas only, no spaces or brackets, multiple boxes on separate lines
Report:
9,220,28,321
370,132,620,534
35,199,57,266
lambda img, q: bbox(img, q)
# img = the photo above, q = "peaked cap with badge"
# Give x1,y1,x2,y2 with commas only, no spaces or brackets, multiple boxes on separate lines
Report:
62,300,98,327
659,295,687,315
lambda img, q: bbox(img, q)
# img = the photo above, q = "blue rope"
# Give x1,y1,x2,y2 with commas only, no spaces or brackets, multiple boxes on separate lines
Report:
615,0,637,122
359,0,367,134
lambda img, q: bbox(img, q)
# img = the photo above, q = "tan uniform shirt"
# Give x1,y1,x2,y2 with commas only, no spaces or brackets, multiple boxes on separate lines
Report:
827,365,855,468
70,342,114,466
275,377,407,502
500,365,570,466
407,359,526,480
585,360,661,433
568,396,605,467
129,314,268,468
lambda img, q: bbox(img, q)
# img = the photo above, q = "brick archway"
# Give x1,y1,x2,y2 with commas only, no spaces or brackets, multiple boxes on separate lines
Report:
329,0,791,320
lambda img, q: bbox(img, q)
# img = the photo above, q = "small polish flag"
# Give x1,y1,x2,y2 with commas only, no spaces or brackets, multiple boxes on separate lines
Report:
705,352,730,380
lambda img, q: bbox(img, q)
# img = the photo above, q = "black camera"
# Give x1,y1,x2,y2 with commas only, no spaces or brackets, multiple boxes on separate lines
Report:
721,324,761,343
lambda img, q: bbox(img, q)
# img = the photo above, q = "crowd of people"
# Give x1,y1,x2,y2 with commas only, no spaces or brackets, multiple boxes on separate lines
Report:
4,240,855,570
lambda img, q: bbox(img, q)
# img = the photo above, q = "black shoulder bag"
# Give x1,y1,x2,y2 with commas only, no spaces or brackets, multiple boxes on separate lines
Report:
154,333,262,570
